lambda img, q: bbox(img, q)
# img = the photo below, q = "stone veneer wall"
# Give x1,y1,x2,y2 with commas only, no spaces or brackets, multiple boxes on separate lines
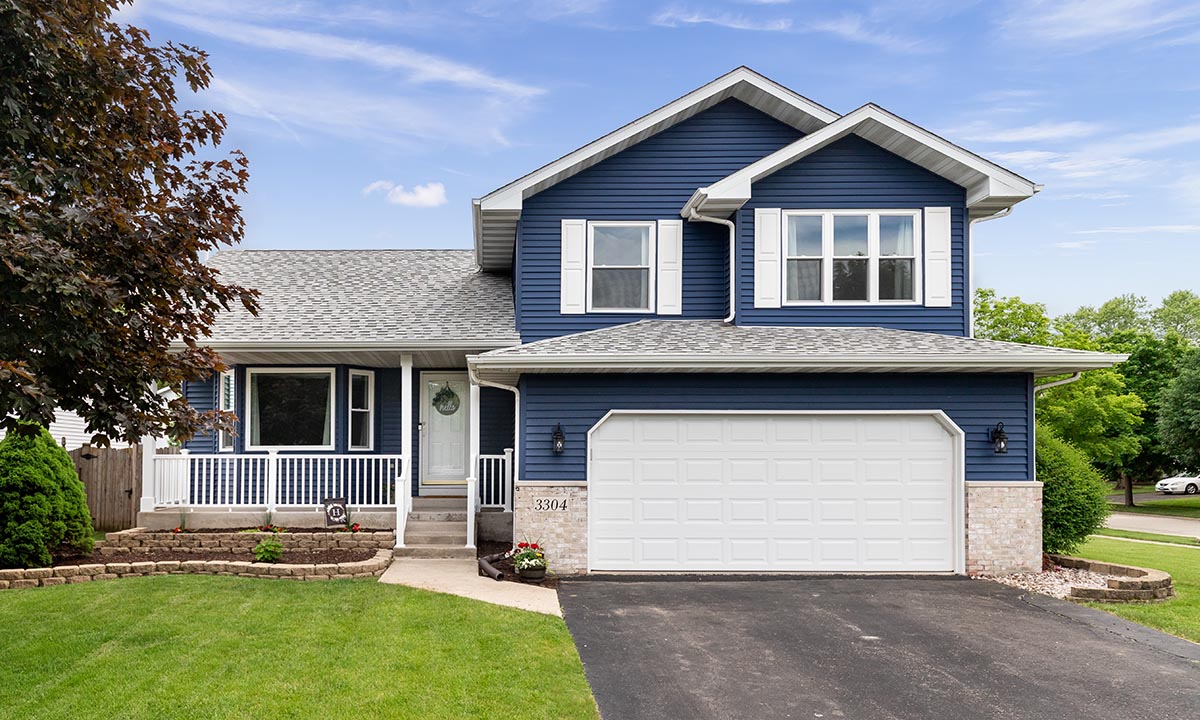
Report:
0,549,393,590
100,528,395,555
965,481,1043,575
513,484,588,574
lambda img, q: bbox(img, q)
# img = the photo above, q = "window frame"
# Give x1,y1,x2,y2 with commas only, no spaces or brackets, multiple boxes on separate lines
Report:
585,220,657,313
780,209,923,306
217,370,236,452
244,367,337,452
348,369,375,452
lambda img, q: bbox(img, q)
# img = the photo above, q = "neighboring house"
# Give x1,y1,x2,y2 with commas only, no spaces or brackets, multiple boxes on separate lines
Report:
146,68,1122,575
0,409,99,451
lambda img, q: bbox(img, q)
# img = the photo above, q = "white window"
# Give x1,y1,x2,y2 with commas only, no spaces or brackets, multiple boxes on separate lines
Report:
782,210,921,305
348,369,374,451
218,370,235,452
587,221,656,312
245,368,335,451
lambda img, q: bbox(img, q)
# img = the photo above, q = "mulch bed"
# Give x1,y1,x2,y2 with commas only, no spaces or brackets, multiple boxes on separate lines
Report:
137,527,389,534
51,547,377,566
477,541,560,589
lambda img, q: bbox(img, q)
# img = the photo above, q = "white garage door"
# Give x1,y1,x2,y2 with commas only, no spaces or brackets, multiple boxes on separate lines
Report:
588,412,961,573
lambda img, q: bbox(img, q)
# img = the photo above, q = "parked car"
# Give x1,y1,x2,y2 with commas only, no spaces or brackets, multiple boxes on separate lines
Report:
1156,476,1200,495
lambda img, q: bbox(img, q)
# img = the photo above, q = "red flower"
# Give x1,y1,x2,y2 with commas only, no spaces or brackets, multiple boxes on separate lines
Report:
530,543,540,549
518,542,528,548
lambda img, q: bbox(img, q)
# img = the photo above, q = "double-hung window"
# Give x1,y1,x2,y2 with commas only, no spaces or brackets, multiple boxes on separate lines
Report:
245,368,335,451
218,370,235,452
587,221,656,312
348,370,374,451
783,210,921,304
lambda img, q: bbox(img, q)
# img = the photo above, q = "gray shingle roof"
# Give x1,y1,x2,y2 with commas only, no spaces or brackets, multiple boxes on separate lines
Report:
473,320,1124,376
206,250,516,344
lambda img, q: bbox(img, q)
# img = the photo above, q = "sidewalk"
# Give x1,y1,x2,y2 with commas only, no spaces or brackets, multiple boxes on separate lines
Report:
1106,512,1200,538
379,558,562,617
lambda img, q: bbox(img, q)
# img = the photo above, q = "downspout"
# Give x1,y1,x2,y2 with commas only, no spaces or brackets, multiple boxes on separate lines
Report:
687,208,737,324
967,207,1012,338
467,365,520,483
1035,372,1081,394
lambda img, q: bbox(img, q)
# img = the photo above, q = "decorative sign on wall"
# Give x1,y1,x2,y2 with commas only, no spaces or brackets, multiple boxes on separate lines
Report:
323,497,348,527
533,497,569,512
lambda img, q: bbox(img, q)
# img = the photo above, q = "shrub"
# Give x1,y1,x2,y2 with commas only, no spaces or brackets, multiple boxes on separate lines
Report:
1037,422,1110,554
0,423,94,568
254,537,283,563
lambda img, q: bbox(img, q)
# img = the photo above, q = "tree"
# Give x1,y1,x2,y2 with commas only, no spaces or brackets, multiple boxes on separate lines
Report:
1,1,257,444
1037,370,1146,478
1056,294,1151,339
1152,290,1200,344
0,423,93,568
973,288,1053,345
1159,351,1200,471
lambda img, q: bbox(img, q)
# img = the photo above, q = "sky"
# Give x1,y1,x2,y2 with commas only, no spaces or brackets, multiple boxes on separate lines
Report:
114,0,1200,316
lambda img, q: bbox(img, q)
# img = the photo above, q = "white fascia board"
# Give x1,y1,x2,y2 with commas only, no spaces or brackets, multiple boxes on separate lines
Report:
471,352,1127,372
175,339,521,352
694,105,1038,216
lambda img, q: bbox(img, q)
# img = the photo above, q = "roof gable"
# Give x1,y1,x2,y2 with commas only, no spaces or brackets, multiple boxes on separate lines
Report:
473,67,840,271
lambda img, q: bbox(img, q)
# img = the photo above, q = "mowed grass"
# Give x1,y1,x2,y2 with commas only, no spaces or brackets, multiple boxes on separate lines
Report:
1074,536,1200,644
0,576,598,720
1094,528,1200,546
1108,496,1200,518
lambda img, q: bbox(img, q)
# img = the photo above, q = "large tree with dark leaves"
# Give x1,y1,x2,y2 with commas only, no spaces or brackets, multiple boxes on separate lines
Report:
0,0,257,444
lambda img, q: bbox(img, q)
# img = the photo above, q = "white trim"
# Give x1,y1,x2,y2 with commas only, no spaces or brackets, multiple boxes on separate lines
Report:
586,221,657,313
780,210,923,306
217,369,236,452
178,339,521,352
244,367,337,452
966,480,1044,488
348,369,375,452
585,409,966,575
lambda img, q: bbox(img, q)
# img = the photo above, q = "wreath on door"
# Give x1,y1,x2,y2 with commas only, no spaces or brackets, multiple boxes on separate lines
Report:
432,383,461,416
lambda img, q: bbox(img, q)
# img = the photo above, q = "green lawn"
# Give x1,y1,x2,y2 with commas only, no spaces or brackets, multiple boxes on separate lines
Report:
1109,484,1159,495
1093,528,1200,546
1108,497,1200,518
1073,536,1200,644
0,576,598,720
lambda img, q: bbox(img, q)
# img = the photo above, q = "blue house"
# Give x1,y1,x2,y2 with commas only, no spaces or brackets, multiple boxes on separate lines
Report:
150,68,1122,575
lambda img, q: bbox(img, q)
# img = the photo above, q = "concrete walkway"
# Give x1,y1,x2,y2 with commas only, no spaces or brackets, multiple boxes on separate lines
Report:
378,558,562,617
1106,512,1200,538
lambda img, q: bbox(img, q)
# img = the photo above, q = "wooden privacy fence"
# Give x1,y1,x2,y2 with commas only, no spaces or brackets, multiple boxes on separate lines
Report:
68,445,142,532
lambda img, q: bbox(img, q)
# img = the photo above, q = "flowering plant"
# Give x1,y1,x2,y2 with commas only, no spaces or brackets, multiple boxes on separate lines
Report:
336,523,362,533
506,540,548,571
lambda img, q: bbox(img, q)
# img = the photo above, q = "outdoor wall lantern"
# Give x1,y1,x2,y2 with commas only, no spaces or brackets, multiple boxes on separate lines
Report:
990,422,1009,454
552,424,566,454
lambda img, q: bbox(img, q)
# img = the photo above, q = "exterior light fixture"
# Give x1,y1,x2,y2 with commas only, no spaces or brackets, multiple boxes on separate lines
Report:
552,424,566,454
990,423,1008,454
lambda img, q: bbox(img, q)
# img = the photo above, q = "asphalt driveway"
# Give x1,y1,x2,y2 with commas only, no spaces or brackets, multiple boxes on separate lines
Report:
560,576,1200,720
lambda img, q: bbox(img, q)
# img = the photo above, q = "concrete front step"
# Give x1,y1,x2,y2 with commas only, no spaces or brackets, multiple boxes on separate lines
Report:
408,511,468,522
393,545,476,559
412,497,467,511
406,532,469,545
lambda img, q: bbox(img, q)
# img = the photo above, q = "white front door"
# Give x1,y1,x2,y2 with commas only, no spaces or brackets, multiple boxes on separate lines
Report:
420,372,471,491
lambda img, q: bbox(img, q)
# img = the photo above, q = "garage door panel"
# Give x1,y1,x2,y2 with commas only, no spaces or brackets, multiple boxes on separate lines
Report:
590,413,958,572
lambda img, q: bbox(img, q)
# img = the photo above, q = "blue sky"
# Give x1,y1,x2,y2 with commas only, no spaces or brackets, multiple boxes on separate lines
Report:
116,0,1200,315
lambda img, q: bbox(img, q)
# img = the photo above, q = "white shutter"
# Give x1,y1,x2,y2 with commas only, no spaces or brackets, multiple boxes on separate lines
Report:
924,207,952,308
560,219,587,314
656,219,683,315
754,208,782,308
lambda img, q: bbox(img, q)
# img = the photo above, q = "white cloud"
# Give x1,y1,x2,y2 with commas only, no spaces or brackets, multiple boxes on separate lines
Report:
1054,240,1098,250
363,180,448,208
945,120,1103,143
1056,191,1132,201
808,14,929,53
1074,225,1200,235
155,11,543,99
998,0,1200,47
651,7,792,31
651,5,926,51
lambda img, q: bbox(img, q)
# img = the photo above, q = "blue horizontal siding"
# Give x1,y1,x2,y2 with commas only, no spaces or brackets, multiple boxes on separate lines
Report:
182,375,218,453
738,136,969,335
519,373,1032,483
517,99,803,342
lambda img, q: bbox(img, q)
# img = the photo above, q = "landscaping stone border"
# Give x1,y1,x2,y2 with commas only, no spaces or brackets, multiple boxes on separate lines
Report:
1049,554,1175,603
99,527,395,555
0,550,393,590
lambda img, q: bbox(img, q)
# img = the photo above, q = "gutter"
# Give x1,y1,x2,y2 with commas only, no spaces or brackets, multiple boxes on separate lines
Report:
686,206,737,323
967,207,1012,338
1035,372,1082,393
467,362,520,483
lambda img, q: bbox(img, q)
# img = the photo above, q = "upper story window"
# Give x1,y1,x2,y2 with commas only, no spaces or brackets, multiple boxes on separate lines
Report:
218,370,235,452
782,210,921,305
587,222,657,312
246,368,335,451
348,369,374,451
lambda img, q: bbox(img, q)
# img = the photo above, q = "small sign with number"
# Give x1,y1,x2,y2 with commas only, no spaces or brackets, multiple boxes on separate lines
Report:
533,498,568,512
323,497,348,527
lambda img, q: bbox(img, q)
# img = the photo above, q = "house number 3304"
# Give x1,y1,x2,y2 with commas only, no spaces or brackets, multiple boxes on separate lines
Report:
534,498,568,512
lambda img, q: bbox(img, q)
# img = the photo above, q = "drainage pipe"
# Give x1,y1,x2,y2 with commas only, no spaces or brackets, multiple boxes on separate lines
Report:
687,208,737,323
967,207,1012,337
478,553,506,581
1035,372,1082,394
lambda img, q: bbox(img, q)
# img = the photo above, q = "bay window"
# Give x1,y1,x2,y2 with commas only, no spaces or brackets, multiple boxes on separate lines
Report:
783,210,922,304
246,368,335,450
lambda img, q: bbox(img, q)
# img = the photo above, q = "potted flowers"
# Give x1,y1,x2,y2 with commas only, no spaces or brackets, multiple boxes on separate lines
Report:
508,541,548,583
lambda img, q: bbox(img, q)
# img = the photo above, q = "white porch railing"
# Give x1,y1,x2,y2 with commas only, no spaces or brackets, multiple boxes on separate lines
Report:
477,448,514,510
152,451,407,511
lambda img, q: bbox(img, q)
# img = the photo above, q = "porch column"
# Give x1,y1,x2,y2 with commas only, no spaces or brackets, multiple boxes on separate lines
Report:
138,434,157,512
466,377,481,549
398,354,413,547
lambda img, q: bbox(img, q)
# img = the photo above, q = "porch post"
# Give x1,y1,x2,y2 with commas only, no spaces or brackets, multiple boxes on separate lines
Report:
466,377,480,549
398,354,413,548
138,434,157,512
